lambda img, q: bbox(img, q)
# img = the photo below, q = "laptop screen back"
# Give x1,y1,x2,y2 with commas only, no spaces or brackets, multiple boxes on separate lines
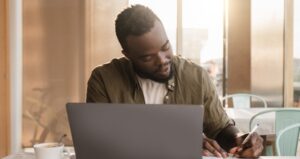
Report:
67,103,203,159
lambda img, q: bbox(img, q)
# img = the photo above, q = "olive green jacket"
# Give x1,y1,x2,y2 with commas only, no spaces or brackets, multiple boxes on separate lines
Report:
86,56,232,139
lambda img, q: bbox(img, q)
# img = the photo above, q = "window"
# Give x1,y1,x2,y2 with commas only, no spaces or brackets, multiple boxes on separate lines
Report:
294,0,300,107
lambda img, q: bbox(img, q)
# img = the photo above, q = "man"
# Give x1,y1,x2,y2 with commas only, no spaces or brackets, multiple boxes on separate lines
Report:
86,4,263,158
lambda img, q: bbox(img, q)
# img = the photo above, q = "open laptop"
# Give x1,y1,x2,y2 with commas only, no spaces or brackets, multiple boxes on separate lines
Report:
66,103,203,159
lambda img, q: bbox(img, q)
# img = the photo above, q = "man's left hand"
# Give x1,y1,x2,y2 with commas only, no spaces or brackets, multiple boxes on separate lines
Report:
229,132,264,158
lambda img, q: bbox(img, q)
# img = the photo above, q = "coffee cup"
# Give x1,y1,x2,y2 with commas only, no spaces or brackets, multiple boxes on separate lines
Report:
34,142,64,159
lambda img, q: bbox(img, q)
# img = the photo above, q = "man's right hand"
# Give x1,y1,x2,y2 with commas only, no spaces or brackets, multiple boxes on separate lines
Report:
202,133,228,158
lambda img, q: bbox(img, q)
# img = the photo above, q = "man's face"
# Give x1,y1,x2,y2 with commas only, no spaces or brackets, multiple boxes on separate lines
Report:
123,20,174,82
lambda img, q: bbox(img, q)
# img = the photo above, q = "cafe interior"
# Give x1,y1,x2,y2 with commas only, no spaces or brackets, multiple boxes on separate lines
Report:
1,0,300,158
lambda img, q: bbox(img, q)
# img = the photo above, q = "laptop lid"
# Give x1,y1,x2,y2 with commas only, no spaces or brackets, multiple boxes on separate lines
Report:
67,103,203,159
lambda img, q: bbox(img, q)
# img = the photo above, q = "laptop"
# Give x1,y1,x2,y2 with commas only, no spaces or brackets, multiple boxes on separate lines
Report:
66,103,203,159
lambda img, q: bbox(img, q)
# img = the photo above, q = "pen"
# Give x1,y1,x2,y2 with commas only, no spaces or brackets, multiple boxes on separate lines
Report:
241,124,259,146
228,124,260,156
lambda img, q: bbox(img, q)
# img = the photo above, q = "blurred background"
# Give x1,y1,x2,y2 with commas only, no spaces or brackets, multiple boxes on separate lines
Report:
1,0,300,157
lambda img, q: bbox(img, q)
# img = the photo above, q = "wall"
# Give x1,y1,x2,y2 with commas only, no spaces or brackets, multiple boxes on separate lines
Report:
84,0,126,80
22,0,127,147
0,0,10,156
22,0,85,147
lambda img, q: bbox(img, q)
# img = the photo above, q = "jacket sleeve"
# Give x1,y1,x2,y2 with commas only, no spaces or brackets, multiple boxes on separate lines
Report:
86,69,110,103
201,69,233,139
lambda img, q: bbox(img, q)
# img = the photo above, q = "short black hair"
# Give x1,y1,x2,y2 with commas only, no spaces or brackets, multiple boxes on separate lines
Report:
115,4,161,51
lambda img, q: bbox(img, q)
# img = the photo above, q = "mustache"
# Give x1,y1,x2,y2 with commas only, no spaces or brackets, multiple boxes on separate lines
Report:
154,61,171,72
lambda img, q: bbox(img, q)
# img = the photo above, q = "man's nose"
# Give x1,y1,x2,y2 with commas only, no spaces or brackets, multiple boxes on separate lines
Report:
156,52,168,65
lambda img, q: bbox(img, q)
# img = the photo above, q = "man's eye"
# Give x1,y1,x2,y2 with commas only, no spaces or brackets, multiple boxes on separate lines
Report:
162,45,170,51
141,56,153,62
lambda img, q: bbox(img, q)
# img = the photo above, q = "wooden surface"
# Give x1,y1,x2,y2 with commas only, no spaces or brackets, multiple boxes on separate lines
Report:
226,0,251,94
284,0,294,107
0,0,10,157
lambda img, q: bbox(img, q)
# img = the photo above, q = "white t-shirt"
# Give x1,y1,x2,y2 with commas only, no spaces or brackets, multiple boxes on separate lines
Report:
136,76,167,104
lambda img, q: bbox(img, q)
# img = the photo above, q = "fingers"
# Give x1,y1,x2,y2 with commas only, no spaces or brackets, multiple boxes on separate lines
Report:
238,132,264,158
244,132,263,149
204,140,222,157
202,149,211,156
229,147,239,154
239,142,264,158
203,138,227,158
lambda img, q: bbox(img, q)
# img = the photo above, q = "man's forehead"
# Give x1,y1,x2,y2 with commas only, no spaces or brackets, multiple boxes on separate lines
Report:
125,21,168,53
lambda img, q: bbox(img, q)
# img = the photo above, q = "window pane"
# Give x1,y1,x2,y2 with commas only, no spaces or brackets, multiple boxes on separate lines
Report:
251,0,284,107
294,0,300,107
182,0,224,95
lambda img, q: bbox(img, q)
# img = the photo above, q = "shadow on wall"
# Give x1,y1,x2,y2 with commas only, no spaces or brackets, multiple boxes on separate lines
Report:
23,86,73,147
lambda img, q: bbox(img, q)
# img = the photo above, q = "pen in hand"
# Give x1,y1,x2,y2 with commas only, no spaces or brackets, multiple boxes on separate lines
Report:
228,124,259,157
238,124,260,151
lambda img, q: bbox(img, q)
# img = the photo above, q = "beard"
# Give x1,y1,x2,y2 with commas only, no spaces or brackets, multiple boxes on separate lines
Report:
133,63,174,83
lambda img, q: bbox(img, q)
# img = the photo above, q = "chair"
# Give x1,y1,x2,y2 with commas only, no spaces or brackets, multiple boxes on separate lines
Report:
221,93,267,108
249,108,300,156
276,123,300,156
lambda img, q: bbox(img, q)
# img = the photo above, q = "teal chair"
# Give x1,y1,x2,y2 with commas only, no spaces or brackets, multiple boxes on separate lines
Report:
249,108,300,155
276,123,300,156
221,93,267,108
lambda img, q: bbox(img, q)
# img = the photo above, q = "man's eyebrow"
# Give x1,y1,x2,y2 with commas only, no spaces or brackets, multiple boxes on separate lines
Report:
161,40,169,49
138,40,170,58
